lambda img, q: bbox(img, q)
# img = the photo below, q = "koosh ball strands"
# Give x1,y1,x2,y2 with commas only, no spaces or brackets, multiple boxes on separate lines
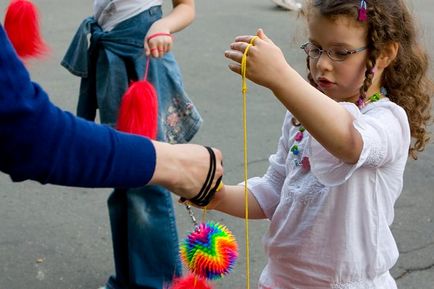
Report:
180,221,239,280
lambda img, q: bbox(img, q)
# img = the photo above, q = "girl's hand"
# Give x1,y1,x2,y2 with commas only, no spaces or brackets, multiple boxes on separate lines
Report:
145,21,173,58
181,183,227,210
206,184,227,210
225,29,290,91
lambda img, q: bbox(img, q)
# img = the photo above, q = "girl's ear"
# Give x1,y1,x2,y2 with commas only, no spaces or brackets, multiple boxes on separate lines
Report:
376,42,399,69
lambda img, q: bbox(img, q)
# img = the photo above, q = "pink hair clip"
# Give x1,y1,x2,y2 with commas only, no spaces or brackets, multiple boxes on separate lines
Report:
358,0,368,21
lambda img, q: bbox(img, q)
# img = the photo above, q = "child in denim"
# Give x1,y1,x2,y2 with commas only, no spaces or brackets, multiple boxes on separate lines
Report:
62,1,201,288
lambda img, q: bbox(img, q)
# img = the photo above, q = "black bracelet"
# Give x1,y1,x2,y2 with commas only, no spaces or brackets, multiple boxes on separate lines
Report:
180,146,222,207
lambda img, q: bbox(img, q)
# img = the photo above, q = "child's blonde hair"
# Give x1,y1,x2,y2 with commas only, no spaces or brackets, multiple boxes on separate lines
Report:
304,0,433,159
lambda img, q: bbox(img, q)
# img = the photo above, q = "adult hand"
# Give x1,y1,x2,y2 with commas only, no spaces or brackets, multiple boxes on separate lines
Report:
224,29,290,91
150,142,223,200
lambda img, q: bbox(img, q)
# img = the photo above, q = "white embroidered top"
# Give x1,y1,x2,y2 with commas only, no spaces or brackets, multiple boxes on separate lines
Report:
247,99,410,289
93,0,163,31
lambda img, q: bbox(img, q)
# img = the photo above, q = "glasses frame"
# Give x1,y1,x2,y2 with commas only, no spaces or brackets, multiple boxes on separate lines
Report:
300,42,367,62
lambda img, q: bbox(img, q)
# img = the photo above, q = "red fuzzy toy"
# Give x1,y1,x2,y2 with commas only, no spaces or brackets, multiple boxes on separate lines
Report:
167,274,213,289
116,57,158,139
116,79,158,139
4,0,48,59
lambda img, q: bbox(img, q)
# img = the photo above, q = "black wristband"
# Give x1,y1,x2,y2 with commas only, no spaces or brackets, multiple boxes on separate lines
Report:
181,146,221,207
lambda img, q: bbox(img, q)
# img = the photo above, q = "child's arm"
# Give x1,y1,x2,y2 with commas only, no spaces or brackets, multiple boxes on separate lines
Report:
225,29,363,164
206,112,292,220
145,0,195,57
207,185,267,219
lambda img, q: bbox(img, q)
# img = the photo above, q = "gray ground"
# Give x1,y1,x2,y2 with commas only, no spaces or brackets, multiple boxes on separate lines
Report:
0,0,433,288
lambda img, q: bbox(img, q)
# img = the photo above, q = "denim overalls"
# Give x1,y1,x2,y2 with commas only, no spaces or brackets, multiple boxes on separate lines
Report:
62,6,202,289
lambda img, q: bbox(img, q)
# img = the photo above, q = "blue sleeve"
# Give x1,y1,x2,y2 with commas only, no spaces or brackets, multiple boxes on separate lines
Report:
0,25,156,188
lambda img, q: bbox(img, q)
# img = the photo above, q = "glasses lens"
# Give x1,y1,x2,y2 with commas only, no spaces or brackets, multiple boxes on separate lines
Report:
329,48,349,61
302,43,310,55
304,44,320,58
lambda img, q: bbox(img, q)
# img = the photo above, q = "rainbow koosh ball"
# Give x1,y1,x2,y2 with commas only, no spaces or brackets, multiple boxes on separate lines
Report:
180,221,238,280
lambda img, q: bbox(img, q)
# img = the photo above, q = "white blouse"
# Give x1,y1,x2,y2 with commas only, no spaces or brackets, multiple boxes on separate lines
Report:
247,99,410,289
93,0,163,31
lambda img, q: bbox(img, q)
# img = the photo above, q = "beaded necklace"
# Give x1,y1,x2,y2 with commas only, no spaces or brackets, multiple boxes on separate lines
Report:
356,87,387,109
290,88,386,170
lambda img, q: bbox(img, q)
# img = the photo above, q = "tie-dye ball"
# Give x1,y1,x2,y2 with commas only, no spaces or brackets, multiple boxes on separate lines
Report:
180,222,238,280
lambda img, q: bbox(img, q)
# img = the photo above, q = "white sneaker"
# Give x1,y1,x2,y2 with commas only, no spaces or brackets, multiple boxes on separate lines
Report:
271,0,302,11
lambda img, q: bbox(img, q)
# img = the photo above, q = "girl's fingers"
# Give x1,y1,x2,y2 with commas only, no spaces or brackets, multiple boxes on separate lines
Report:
149,45,170,58
224,49,244,63
157,45,164,55
234,35,257,44
228,63,241,75
256,28,267,40
161,43,172,55
230,41,254,53
150,47,159,57
145,33,173,57
144,41,150,56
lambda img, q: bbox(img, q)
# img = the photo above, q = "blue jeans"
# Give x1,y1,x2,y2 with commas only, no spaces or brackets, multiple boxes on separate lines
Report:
106,186,182,289
61,6,202,143
62,6,202,289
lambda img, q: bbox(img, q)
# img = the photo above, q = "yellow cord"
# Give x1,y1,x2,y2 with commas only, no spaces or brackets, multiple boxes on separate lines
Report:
197,35,257,288
240,35,257,289
202,207,207,223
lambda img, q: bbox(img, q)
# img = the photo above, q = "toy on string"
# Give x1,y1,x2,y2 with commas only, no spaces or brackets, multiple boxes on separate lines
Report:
170,35,258,289
4,0,49,60
168,200,238,289
116,32,174,138
181,221,238,280
116,56,158,139
169,273,212,289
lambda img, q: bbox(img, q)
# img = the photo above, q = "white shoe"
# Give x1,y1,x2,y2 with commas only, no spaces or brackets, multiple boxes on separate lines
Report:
271,0,302,11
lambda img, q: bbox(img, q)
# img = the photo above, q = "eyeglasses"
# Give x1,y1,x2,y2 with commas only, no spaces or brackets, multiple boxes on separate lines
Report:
300,42,367,62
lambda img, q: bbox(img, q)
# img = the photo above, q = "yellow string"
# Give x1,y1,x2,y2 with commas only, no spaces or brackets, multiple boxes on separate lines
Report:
202,207,207,223
240,35,257,289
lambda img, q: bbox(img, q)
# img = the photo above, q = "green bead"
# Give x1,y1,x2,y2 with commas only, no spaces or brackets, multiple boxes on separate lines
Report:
370,92,381,102
291,144,300,155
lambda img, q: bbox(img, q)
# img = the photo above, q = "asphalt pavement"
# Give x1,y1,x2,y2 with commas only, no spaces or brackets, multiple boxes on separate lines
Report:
0,0,433,288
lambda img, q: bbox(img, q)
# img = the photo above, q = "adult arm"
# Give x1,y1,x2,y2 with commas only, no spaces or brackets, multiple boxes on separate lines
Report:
0,25,157,188
0,25,224,196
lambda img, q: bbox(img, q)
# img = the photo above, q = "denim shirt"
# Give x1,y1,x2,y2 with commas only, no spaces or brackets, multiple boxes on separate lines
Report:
61,6,202,143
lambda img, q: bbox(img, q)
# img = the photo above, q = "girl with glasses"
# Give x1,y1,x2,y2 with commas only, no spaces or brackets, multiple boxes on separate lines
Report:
211,0,432,288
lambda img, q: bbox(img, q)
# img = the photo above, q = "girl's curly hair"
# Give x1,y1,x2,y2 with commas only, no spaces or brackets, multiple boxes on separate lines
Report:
304,0,433,159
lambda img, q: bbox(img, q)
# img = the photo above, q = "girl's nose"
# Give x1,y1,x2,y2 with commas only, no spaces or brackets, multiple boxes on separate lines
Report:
315,52,333,72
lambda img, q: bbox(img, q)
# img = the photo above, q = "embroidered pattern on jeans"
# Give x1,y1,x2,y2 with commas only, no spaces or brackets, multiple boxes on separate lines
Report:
165,97,195,143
